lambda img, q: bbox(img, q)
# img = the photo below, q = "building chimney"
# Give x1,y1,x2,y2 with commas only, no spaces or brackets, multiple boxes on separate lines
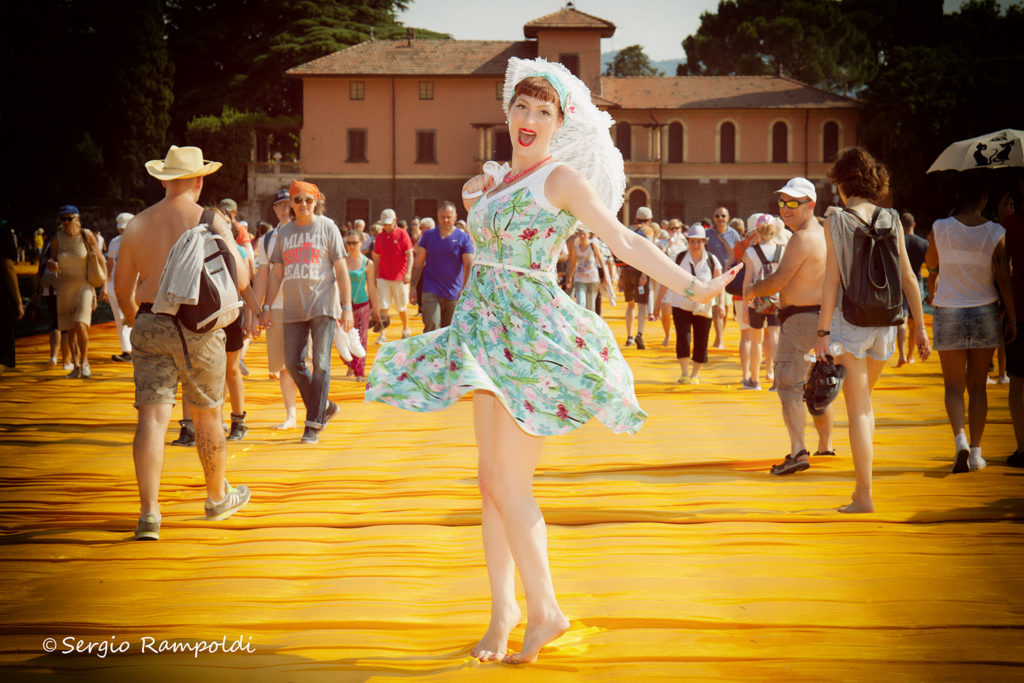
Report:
406,27,414,46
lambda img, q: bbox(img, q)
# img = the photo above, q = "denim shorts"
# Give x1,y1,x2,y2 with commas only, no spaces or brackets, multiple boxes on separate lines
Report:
831,310,896,361
932,303,1001,351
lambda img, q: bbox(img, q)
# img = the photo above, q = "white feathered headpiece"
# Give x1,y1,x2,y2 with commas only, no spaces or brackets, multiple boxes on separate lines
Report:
501,57,625,216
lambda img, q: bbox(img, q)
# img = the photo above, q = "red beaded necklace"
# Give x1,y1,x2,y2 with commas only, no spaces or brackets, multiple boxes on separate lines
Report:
503,156,552,185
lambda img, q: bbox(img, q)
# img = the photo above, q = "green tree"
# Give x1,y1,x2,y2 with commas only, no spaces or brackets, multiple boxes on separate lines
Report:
683,0,874,94
605,45,663,77
860,0,1024,213
185,107,298,203
165,0,446,132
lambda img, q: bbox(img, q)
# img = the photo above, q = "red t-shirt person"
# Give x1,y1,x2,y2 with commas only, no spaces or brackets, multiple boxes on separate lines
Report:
374,225,414,281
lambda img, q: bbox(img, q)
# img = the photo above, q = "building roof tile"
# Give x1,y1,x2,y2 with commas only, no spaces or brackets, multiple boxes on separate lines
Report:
287,40,536,77
523,5,616,38
599,76,859,110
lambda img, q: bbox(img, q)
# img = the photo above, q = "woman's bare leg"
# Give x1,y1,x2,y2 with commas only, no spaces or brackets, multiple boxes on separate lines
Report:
74,322,89,368
966,348,996,447
748,328,764,386
837,354,886,513
472,391,568,664
764,326,779,385
939,350,969,439
225,349,244,416
274,368,298,429
471,392,520,661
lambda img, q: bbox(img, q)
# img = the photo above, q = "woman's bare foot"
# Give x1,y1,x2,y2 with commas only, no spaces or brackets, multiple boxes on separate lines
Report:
471,605,521,662
272,418,296,430
838,491,874,513
502,612,570,665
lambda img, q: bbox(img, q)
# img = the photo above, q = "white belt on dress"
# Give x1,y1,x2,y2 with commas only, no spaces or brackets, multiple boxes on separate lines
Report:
474,259,556,280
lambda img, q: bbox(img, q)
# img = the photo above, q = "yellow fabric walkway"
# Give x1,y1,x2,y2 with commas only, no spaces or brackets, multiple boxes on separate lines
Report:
1,307,1021,681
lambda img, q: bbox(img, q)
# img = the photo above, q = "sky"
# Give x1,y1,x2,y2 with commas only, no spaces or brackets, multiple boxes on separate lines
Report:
397,0,1008,63
397,0,719,62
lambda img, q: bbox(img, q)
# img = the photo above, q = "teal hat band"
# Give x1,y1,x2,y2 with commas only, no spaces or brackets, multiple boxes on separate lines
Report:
521,71,569,111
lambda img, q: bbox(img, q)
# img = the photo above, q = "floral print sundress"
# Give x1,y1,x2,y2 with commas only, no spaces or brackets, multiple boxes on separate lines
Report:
365,162,646,436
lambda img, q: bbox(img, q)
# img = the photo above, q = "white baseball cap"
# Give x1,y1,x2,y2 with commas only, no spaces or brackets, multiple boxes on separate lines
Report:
775,177,816,202
379,208,397,224
636,206,653,221
115,212,134,230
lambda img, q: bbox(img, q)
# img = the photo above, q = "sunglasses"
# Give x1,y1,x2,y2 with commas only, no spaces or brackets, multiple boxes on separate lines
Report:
292,196,316,205
60,215,76,222
345,241,360,246
778,198,811,209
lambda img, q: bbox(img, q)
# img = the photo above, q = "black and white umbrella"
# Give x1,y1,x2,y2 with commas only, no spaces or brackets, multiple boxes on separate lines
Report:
927,128,1024,173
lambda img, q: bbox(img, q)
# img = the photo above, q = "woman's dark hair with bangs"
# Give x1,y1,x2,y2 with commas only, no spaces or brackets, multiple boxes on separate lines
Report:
827,146,890,202
511,77,562,117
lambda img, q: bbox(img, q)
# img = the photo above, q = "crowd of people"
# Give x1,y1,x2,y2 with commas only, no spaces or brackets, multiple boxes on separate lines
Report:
0,54,1021,666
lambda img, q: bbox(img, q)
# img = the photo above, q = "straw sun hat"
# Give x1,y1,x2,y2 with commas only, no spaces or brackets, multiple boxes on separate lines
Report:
145,145,222,180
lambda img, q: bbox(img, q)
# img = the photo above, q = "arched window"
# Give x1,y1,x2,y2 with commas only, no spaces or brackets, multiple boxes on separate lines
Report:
823,121,839,162
627,188,648,223
616,122,632,161
668,122,683,163
772,122,788,163
720,122,735,164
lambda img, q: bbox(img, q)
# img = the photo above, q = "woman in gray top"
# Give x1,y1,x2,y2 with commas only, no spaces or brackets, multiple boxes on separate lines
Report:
814,147,931,513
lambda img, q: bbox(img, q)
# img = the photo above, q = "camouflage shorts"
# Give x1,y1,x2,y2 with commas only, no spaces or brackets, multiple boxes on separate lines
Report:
130,312,226,409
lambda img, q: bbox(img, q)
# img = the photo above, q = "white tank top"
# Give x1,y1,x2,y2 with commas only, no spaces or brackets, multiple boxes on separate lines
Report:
932,217,1004,308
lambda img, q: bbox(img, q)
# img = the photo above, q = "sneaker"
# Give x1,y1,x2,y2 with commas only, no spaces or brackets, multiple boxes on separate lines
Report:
134,512,161,541
300,426,319,444
111,352,132,362
171,420,195,447
66,366,81,379
625,336,634,347
677,375,690,385
401,328,412,340
634,333,646,350
689,376,700,385
348,328,366,358
80,364,91,378
968,448,987,471
998,374,1010,385
49,356,58,365
62,362,74,371
741,379,761,390
376,332,387,345
204,482,251,521
323,401,339,430
335,328,353,362
227,412,247,441
987,376,997,385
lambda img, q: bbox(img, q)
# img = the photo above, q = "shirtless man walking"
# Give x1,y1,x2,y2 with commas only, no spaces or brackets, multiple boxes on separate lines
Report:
746,178,834,475
115,145,255,540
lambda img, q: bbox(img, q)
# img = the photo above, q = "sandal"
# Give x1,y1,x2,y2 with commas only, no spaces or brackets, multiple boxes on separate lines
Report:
813,449,836,456
770,450,810,475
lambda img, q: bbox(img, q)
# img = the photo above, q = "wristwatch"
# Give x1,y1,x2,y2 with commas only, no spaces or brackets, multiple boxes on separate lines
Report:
342,304,353,311
817,329,830,337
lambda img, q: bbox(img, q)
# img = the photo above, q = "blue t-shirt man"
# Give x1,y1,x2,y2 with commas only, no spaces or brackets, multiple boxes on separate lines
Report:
419,225,474,300
413,204,475,332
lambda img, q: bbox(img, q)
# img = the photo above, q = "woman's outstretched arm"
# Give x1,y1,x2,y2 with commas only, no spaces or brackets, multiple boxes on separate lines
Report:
547,165,738,303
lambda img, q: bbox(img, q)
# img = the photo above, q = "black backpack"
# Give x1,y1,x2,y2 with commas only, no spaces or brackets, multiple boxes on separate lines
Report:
840,206,904,327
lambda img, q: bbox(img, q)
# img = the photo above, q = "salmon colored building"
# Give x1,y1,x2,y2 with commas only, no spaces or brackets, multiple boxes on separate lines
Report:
277,3,860,226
